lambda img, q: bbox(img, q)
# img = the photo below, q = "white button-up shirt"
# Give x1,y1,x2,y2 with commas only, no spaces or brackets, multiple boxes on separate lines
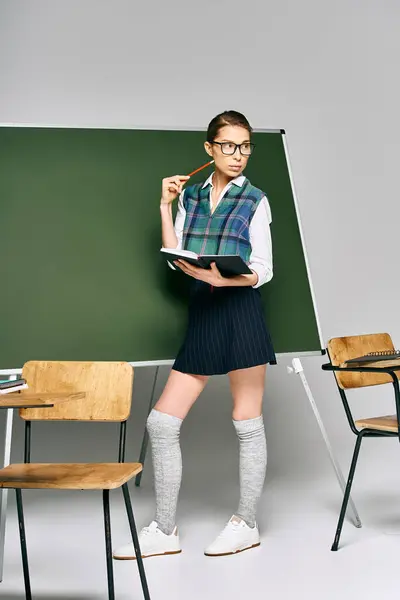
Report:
172,174,273,289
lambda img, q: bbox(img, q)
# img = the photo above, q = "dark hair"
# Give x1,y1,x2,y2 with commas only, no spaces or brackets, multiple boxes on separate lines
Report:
206,110,252,142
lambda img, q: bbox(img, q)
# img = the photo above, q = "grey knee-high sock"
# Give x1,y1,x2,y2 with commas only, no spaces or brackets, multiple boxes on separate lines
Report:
146,409,183,535
233,415,267,528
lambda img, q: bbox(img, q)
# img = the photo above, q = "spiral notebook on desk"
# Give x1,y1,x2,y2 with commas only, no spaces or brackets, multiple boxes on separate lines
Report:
345,350,400,365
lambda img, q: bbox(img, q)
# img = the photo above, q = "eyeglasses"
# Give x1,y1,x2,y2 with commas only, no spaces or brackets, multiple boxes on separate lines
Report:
211,141,256,156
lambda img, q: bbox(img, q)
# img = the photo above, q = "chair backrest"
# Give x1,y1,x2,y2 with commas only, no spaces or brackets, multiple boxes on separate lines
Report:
327,333,395,390
19,361,134,422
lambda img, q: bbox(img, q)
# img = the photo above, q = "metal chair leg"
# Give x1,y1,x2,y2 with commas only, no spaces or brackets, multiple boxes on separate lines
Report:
103,490,115,600
15,489,32,600
122,484,151,600
331,433,363,551
135,366,160,487
135,430,149,488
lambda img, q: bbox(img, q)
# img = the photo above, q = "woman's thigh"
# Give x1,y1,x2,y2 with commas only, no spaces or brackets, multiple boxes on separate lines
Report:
228,364,267,421
154,369,209,420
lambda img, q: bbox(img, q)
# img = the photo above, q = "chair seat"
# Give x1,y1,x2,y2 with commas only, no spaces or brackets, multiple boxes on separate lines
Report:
355,414,398,433
0,462,142,490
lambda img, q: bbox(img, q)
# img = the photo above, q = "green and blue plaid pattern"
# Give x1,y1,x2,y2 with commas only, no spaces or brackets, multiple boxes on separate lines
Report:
182,178,264,263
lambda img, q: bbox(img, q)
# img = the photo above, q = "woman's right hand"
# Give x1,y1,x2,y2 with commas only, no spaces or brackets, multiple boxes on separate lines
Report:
161,175,190,205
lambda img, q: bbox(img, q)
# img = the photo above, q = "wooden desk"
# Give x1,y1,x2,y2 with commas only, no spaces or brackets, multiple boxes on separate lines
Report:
0,391,85,410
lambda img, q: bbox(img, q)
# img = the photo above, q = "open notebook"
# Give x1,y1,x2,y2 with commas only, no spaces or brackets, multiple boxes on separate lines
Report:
160,248,252,277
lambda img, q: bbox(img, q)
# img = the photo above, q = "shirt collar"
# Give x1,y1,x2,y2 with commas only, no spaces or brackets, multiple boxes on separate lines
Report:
202,173,246,189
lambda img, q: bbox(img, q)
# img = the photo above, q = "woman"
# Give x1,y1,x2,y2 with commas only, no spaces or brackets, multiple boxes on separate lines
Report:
113,110,276,560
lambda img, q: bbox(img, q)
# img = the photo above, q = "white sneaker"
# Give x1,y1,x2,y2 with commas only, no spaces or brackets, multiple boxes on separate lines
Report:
204,515,260,557
112,521,181,560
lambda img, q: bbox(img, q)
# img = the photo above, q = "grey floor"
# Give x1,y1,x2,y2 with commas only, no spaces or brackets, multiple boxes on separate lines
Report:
1,468,400,600
1,367,400,599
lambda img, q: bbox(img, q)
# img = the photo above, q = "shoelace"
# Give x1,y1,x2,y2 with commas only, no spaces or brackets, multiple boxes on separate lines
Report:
216,520,242,539
141,523,159,536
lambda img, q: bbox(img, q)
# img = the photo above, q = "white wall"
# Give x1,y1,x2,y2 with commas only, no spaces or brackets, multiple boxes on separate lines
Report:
1,0,400,480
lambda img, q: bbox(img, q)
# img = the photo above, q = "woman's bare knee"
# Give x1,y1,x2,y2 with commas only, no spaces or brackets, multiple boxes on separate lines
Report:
232,402,263,421
154,369,209,420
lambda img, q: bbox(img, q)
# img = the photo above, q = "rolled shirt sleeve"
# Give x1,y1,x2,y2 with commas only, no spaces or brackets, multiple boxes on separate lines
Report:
248,196,273,288
166,191,186,269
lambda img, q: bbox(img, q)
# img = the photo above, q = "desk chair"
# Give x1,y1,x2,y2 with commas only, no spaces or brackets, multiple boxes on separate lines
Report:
0,361,150,600
322,333,400,551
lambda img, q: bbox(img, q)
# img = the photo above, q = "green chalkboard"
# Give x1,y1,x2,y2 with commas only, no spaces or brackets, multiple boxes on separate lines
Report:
0,126,322,368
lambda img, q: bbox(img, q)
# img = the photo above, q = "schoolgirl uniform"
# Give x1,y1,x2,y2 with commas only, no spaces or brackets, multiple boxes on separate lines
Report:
172,173,276,376
112,173,274,563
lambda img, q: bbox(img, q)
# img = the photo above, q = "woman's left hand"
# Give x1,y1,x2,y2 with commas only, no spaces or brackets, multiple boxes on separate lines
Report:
175,260,228,287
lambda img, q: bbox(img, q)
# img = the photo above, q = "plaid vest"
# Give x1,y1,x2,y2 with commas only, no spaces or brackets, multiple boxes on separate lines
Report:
182,178,264,263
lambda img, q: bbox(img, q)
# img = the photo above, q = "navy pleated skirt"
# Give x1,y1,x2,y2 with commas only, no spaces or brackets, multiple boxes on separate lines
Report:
173,281,276,376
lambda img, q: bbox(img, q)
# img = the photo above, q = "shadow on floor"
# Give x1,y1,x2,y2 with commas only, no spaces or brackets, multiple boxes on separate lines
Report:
2,595,100,600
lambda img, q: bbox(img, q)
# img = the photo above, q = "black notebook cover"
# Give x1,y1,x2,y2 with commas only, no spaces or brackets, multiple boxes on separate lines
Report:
162,251,252,277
